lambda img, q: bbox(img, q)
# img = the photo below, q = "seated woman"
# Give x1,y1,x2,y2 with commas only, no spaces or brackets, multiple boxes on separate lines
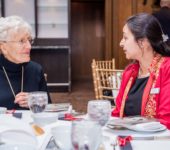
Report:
0,16,51,110
112,13,170,129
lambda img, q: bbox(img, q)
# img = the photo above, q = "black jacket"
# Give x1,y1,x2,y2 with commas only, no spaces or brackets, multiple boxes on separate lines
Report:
0,54,51,110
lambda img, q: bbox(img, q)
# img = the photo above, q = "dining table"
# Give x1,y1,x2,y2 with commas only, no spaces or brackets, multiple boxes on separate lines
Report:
103,125,170,150
1,110,170,150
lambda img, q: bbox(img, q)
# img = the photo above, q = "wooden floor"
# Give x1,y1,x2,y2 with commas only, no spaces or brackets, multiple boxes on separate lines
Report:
49,80,95,113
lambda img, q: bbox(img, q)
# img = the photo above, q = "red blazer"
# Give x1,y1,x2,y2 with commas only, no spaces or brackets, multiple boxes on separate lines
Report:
112,57,170,129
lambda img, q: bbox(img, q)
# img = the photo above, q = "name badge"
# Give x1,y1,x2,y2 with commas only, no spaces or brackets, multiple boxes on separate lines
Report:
150,88,160,94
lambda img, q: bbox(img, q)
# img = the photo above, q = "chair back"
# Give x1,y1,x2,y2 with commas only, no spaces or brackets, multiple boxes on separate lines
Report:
44,73,48,82
91,59,123,103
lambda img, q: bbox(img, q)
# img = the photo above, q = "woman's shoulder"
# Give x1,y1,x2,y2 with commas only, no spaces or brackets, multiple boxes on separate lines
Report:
160,57,170,73
158,57,170,79
162,57,170,67
121,62,139,80
124,61,139,72
25,61,43,71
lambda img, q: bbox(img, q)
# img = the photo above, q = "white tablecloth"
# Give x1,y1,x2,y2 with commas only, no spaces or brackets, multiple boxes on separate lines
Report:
103,126,170,150
17,111,170,150
1,111,170,150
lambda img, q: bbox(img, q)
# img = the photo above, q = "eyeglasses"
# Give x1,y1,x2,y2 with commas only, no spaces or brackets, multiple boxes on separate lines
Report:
1,39,34,46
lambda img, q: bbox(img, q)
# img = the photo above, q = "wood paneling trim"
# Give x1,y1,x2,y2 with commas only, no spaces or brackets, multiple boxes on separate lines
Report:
105,0,133,69
105,0,113,59
132,0,138,14
136,0,154,13
72,0,103,2
71,1,105,80
112,0,134,69
112,0,119,68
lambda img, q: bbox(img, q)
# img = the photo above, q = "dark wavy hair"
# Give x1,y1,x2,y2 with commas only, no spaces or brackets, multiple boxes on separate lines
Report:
126,13,170,56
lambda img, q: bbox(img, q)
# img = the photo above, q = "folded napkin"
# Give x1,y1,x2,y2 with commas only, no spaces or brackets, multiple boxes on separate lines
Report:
117,136,133,150
61,113,83,121
119,142,133,150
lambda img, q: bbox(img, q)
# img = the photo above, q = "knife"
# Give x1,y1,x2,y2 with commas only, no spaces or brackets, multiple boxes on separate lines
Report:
131,136,170,140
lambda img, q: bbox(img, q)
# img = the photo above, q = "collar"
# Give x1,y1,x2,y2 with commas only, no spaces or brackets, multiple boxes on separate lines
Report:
0,54,27,72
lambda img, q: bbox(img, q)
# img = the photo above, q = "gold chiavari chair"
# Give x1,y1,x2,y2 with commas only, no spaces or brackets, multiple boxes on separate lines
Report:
91,59,123,104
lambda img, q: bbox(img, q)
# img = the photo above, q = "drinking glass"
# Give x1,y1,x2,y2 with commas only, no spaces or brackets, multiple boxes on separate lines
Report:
71,120,102,150
27,91,48,113
87,100,111,126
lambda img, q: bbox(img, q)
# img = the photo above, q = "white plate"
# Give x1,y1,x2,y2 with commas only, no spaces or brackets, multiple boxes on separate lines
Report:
107,117,167,133
129,122,167,133
0,115,37,146
107,121,166,133
45,103,70,112
0,144,36,150
108,116,150,126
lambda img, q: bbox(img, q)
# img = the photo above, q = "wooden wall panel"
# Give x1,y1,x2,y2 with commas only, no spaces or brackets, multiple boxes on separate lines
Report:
136,0,154,13
105,0,113,59
71,1,105,81
71,0,155,81
105,0,155,69
112,0,133,69
105,0,134,69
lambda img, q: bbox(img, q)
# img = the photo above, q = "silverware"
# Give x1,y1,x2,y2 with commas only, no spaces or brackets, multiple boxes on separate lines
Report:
116,135,170,141
0,142,5,145
110,135,170,150
107,121,166,132
132,136,170,140
110,137,118,150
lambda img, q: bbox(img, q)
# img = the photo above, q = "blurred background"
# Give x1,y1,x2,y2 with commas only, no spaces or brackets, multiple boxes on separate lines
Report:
0,0,161,112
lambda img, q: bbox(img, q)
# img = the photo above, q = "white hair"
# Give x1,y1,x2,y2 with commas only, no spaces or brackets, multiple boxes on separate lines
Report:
0,16,32,41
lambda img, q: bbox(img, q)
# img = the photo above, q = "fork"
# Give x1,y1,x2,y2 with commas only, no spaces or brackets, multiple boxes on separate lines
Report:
111,137,118,150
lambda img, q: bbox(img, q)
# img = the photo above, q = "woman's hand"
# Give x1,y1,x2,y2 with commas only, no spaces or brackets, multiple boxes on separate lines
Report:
14,92,29,108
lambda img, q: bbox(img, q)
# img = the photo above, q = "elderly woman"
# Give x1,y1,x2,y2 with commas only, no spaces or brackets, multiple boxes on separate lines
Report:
112,13,170,129
0,16,51,110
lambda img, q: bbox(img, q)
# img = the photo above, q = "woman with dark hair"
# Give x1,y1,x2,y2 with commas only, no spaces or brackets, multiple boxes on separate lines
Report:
112,13,170,129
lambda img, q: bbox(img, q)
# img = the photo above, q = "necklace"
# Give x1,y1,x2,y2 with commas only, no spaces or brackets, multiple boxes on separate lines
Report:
2,66,24,98
138,68,150,78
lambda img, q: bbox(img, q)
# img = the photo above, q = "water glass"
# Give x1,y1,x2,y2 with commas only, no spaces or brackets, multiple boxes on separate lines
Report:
28,91,48,113
0,107,7,114
87,100,111,126
71,120,102,150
